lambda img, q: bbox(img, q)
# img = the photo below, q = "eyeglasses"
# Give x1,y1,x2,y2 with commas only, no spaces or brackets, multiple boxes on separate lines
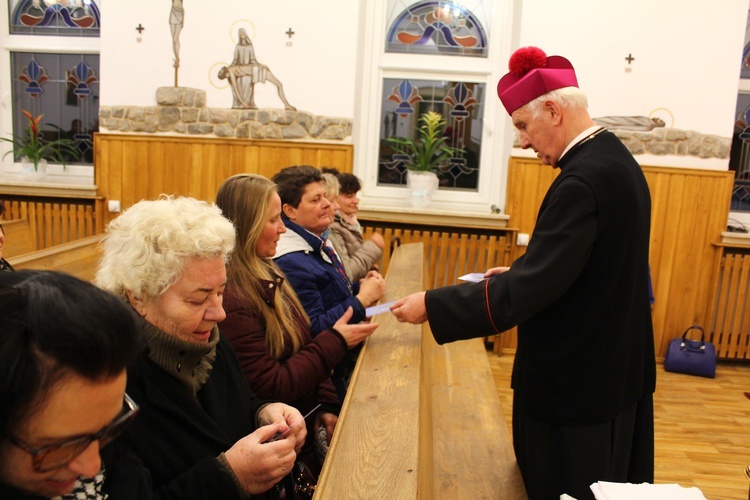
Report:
8,393,139,472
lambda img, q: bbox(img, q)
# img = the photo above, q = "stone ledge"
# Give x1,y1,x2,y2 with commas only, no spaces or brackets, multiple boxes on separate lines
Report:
100,87,352,142
512,127,731,160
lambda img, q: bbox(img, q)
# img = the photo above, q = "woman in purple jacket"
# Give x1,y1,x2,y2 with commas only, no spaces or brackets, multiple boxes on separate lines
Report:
216,173,378,475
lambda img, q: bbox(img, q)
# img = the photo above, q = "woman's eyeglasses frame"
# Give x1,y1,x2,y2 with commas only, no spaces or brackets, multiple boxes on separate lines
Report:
8,393,139,473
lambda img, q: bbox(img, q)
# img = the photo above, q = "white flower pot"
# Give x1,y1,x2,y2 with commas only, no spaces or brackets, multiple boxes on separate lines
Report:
407,170,439,208
21,157,47,181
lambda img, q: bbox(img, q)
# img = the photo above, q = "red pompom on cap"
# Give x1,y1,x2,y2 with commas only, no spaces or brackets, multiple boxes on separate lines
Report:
508,46,548,76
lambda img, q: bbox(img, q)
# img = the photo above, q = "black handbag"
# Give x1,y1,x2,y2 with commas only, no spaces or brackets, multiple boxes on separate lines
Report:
663,325,716,378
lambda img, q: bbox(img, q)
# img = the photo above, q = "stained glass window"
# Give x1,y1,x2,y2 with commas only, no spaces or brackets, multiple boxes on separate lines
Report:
4,1,99,170
729,7,750,212
10,52,99,165
378,78,484,190
386,1,488,57
730,95,750,211
9,0,100,37
742,7,750,80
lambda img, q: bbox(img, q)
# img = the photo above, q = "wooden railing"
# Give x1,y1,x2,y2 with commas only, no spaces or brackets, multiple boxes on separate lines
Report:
361,222,516,290
315,242,526,499
0,193,103,251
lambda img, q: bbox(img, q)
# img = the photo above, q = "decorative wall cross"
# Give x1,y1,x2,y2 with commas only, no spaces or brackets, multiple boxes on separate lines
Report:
286,27,295,38
625,53,635,64
136,24,145,34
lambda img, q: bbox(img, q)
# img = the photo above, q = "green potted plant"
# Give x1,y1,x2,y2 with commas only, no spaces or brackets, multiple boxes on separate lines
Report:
0,110,79,177
386,111,462,207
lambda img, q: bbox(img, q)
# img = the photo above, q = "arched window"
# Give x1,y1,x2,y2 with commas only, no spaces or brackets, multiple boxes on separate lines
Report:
10,0,100,36
355,0,510,212
386,1,488,57
2,0,100,178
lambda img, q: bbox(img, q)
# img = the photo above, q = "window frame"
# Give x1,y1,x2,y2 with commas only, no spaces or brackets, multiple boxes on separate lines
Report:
728,5,750,227
353,0,517,214
0,1,100,183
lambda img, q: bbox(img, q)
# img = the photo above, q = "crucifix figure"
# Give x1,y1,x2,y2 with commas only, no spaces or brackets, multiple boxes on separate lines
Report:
170,0,184,86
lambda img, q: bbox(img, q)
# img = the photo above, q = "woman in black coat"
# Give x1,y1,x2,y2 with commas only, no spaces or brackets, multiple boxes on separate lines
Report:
96,196,307,498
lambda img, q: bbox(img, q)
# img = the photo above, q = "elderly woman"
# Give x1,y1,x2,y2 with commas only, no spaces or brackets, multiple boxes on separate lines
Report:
0,270,147,498
96,196,306,498
271,165,386,336
216,174,378,474
322,169,384,282
319,172,353,280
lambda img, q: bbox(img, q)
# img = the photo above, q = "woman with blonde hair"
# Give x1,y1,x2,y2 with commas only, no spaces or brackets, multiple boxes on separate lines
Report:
216,174,378,474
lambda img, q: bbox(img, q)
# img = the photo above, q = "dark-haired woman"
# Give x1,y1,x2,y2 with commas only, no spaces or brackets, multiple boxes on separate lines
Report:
0,270,147,499
323,169,384,282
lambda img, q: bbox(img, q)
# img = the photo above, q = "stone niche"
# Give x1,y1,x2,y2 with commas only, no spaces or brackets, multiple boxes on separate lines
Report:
99,87,353,141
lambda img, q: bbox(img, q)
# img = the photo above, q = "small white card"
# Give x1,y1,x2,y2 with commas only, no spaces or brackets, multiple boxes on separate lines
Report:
366,300,398,317
458,273,486,282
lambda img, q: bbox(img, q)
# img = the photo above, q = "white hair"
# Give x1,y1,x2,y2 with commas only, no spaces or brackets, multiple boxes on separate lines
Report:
527,86,588,118
320,172,340,199
96,195,236,301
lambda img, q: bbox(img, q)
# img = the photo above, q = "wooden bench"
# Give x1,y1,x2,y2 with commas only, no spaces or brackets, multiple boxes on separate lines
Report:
2,219,37,258
8,234,103,282
315,242,527,499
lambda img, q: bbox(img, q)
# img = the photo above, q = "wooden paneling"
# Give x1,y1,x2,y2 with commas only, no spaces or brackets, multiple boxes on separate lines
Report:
642,167,734,360
0,194,102,251
95,133,353,226
463,158,735,359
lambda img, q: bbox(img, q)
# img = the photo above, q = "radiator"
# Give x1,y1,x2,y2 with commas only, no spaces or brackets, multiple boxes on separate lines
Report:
710,249,750,359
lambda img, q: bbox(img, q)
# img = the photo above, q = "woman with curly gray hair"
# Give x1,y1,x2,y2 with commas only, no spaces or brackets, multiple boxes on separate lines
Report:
96,195,306,499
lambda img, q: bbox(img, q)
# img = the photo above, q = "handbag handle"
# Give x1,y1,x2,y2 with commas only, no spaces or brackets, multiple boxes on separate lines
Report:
680,325,706,351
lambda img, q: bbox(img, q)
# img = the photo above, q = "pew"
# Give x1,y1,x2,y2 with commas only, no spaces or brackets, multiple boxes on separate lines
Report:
8,234,103,282
315,242,527,499
2,219,37,258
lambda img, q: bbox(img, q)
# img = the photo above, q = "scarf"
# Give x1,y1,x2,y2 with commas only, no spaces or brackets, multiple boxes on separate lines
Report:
142,320,219,396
